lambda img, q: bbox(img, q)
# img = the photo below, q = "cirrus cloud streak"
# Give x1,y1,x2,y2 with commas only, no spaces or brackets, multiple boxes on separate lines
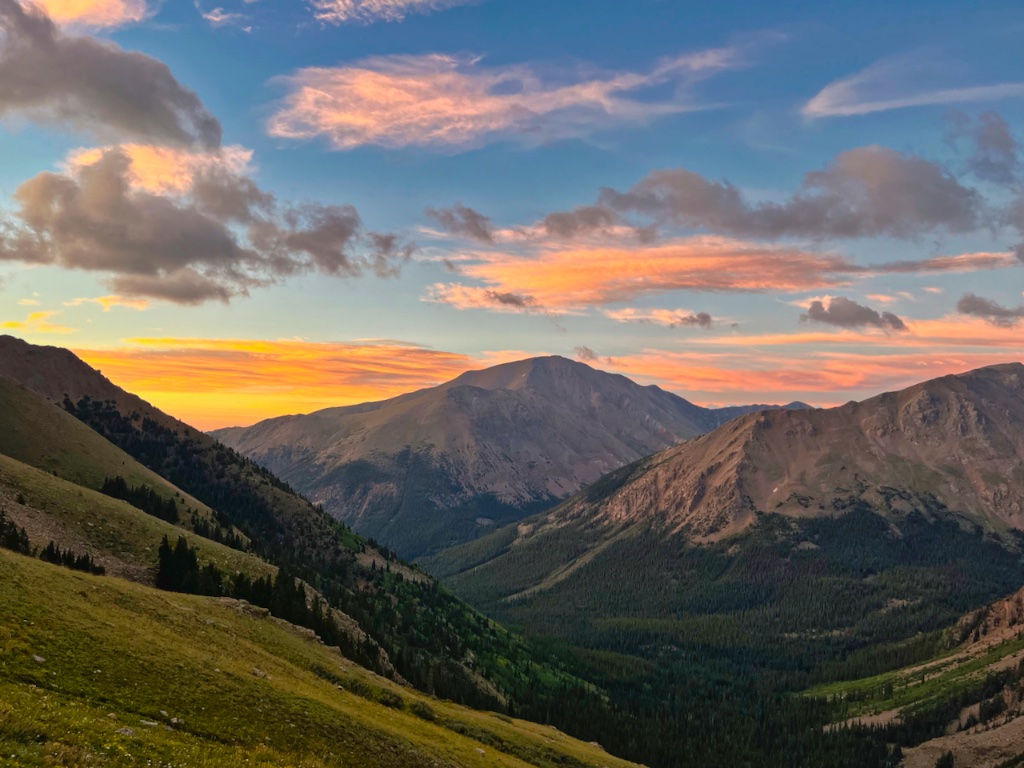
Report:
311,0,473,25
268,47,745,151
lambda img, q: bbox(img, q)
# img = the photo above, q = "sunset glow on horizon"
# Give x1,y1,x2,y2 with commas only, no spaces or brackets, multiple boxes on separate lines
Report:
1,0,1022,429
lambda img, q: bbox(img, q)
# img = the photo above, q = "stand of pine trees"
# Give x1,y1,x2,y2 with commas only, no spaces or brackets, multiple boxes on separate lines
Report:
155,535,379,670
100,476,179,524
0,507,31,554
38,541,105,575
1,508,104,576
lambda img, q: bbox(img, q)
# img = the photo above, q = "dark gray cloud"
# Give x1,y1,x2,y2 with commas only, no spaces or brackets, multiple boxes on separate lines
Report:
110,269,235,305
0,148,410,304
801,297,907,331
676,311,713,329
542,205,621,238
947,111,1019,185
425,204,495,243
485,290,532,308
956,293,1024,327
0,0,221,147
600,147,981,240
527,146,982,244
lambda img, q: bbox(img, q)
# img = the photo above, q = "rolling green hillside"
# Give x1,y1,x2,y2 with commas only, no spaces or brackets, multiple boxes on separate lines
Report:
0,550,639,768
0,451,269,582
0,337,648,765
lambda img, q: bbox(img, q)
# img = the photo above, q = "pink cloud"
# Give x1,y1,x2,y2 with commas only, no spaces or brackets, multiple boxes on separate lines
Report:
268,48,744,150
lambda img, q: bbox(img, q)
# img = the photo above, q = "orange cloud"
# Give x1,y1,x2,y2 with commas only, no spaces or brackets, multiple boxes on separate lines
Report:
608,349,1020,406
601,312,1022,405
27,0,148,27
604,307,714,328
1,311,76,334
695,315,1024,349
430,238,857,310
268,49,742,150
428,240,1018,313
73,338,498,429
65,144,254,195
65,295,150,312
65,315,1023,430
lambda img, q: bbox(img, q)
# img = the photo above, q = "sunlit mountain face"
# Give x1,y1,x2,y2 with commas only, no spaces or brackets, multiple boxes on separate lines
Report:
0,0,1021,430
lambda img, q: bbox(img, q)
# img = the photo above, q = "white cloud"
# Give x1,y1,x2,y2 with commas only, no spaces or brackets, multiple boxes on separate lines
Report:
803,56,1024,119
311,0,473,24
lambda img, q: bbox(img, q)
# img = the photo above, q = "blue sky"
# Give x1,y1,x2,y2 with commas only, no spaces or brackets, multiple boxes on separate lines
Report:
0,0,1022,427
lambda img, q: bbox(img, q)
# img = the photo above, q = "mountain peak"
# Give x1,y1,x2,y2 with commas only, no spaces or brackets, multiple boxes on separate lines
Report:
445,355,599,392
214,352,777,557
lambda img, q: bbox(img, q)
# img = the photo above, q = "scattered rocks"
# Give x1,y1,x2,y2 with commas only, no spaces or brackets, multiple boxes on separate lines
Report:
140,720,159,728
32,655,45,664
475,748,485,756
115,727,135,737
252,667,268,679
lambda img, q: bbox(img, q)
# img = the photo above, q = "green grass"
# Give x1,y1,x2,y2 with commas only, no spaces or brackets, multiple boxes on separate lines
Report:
0,452,271,580
807,633,1024,717
0,550,639,768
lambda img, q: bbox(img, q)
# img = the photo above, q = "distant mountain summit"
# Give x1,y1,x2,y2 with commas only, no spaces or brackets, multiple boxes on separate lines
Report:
214,355,801,557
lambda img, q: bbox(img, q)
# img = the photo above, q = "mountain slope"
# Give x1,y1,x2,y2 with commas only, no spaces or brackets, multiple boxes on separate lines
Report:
0,372,215,519
808,583,1024,768
0,550,639,768
438,361,1024,559
0,336,637,745
427,362,1024,667
213,354,800,557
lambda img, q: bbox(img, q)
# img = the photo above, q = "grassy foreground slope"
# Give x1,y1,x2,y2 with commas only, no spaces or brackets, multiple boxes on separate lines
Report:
0,550,638,768
0,338,637,759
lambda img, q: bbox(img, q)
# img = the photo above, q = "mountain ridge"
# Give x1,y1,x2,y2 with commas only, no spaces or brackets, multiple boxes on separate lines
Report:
425,361,1024,679
213,353,804,557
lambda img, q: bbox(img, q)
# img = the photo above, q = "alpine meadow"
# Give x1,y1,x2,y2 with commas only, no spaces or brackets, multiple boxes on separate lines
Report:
2,0,1024,766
